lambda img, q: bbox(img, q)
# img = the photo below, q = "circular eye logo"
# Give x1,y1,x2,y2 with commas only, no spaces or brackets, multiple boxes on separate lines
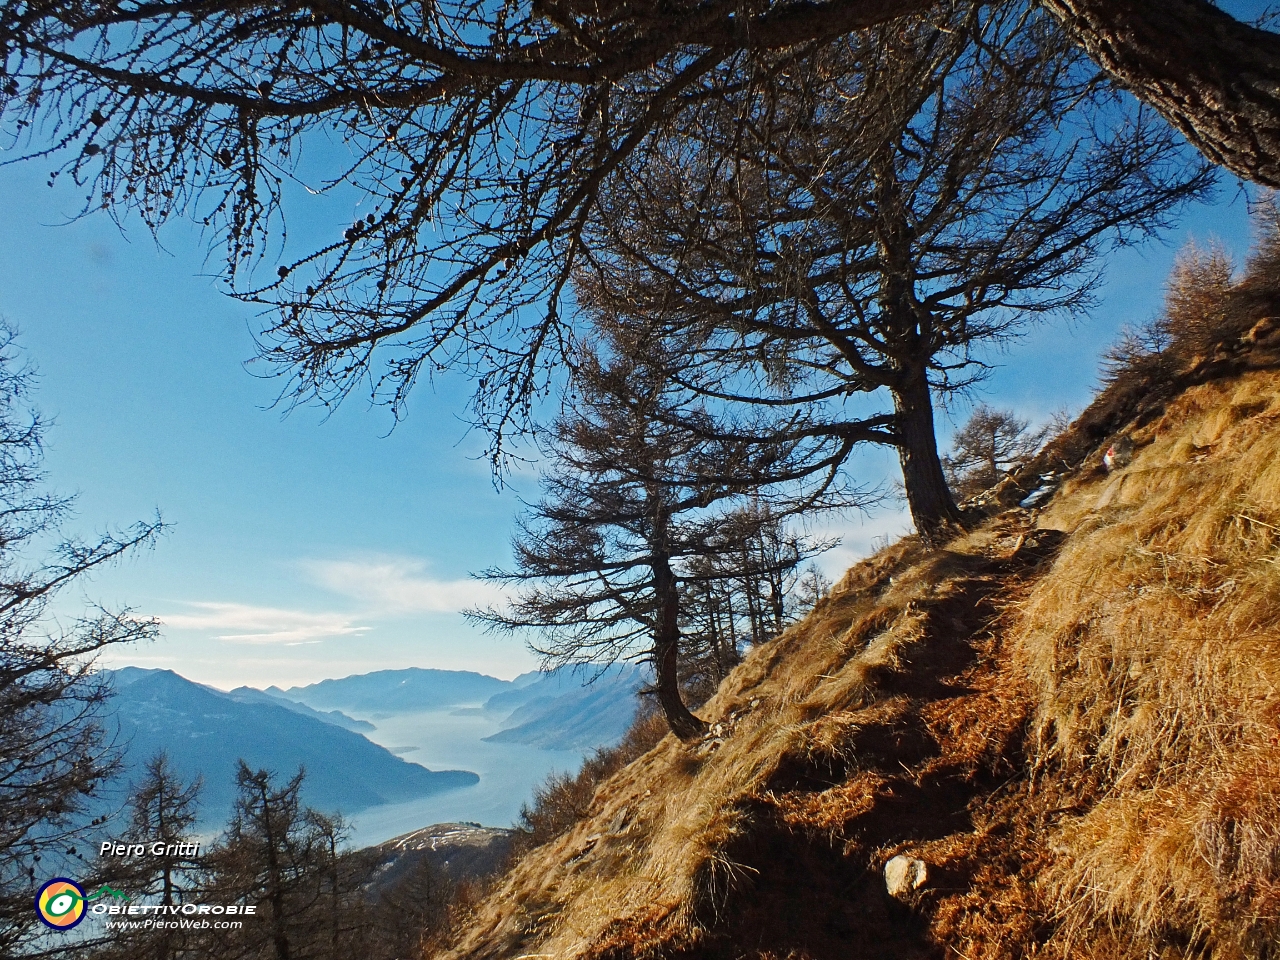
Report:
35,878,86,930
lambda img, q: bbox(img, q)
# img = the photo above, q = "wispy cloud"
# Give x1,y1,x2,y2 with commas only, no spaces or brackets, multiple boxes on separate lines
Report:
301,556,505,614
160,602,371,645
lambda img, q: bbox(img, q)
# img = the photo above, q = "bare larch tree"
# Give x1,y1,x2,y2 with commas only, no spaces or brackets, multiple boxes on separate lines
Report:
575,1,1213,545
0,0,1272,443
0,325,162,956
679,499,833,705
470,321,863,739
94,753,204,960
204,764,372,960
942,407,1047,500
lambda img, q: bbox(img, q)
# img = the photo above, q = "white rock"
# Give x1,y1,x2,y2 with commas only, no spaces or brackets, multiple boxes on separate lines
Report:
607,808,630,834
884,855,929,899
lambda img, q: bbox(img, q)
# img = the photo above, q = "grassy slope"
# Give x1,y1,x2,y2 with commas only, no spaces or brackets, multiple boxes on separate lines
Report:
440,324,1280,960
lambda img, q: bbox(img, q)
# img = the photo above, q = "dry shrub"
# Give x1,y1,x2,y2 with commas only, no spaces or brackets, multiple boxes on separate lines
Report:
1016,215,1280,493
1019,372,1280,957
1164,241,1237,354
1104,239,1244,381
1243,193,1280,293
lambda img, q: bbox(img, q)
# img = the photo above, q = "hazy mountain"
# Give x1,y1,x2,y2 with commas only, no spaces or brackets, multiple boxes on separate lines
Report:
481,668,579,718
483,665,640,717
482,665,646,750
226,685,376,732
269,663,650,750
283,668,512,715
106,669,478,825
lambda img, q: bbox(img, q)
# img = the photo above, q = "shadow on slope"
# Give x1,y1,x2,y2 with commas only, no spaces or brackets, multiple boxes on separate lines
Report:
438,512,1069,960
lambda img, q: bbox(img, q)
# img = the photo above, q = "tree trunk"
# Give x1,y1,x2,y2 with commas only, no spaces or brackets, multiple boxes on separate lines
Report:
750,0,1280,186
651,555,707,741
258,786,291,960
892,369,964,549
1041,0,1280,187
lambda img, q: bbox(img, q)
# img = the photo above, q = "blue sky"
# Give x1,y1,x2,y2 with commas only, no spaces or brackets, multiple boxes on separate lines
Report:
0,157,528,688
0,95,1264,690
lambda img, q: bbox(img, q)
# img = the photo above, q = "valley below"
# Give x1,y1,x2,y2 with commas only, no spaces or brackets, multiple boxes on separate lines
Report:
100,664,646,847
340,707,590,845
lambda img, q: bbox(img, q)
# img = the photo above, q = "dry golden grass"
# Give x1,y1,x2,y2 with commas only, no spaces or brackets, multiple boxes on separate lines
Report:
1023,371,1280,958
439,516,1063,960
438,340,1280,958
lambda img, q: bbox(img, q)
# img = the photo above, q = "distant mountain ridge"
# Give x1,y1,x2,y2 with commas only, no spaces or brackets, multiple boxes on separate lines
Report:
480,665,647,750
284,668,511,714
277,664,647,751
105,669,478,826
226,685,375,732
480,668,587,717
105,659,645,832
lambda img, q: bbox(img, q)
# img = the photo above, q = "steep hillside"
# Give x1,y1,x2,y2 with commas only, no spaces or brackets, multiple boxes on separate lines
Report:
370,823,515,892
438,330,1280,956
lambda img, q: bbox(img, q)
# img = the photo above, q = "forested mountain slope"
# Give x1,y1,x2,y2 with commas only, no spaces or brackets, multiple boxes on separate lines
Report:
437,301,1280,959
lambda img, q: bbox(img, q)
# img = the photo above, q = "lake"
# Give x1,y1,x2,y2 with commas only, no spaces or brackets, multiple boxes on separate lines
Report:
342,706,592,847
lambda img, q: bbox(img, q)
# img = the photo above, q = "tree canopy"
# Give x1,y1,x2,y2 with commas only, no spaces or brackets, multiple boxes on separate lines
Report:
472,321,860,737
0,0,1271,449
575,1,1212,543
942,407,1047,500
